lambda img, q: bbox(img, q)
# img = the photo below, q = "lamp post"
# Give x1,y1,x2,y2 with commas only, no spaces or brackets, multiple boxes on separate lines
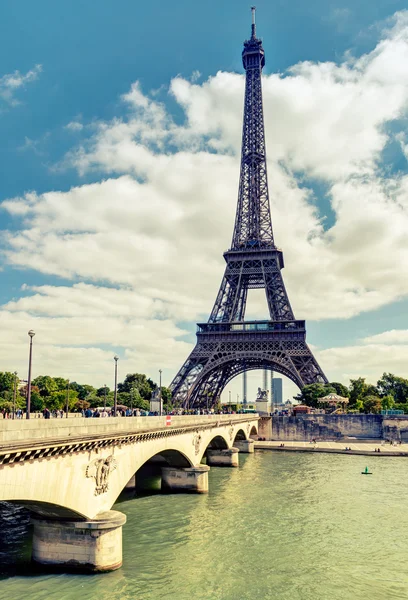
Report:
26,330,35,419
65,379,70,418
13,372,18,419
104,384,107,411
229,390,231,413
159,369,162,416
113,356,119,416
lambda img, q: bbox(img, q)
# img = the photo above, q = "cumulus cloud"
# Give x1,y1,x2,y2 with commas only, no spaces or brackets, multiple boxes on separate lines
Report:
0,64,42,107
65,121,84,132
317,341,408,384
2,13,408,387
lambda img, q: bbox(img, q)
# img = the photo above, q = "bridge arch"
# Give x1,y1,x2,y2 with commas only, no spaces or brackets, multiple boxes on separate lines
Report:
204,434,229,450
7,500,87,520
0,416,259,520
249,425,258,437
233,428,247,443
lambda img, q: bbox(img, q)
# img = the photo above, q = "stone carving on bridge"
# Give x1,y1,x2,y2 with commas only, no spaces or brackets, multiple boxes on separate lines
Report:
247,423,251,435
86,455,117,496
193,431,202,455
229,426,234,441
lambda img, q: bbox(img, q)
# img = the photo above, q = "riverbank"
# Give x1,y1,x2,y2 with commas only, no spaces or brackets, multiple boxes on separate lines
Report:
254,440,408,456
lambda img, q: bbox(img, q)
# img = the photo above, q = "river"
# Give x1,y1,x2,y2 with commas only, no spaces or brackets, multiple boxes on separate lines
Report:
1,451,407,600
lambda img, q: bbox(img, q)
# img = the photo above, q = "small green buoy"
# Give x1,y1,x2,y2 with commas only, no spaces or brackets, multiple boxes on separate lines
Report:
361,466,373,475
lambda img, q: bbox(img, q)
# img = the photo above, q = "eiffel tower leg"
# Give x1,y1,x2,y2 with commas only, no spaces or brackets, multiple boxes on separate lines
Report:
289,343,328,385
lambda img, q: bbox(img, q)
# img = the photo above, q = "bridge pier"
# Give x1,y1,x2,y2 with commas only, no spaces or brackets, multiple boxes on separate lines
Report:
161,465,210,493
234,439,255,453
207,447,239,467
31,510,126,572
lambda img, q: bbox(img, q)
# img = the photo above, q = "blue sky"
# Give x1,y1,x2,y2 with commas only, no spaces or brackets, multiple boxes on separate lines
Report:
1,0,408,401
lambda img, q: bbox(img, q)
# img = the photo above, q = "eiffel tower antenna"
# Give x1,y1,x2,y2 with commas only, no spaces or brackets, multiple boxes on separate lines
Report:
170,9,328,408
251,6,256,39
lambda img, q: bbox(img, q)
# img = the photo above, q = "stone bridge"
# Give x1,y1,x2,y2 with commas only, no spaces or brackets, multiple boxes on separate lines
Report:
0,414,258,572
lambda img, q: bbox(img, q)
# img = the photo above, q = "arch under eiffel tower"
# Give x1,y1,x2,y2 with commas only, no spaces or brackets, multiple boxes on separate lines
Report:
170,8,328,408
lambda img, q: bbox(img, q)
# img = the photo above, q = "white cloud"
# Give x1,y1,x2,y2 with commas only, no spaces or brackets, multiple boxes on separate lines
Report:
2,13,408,387
317,342,408,384
362,329,408,345
65,121,84,132
0,65,42,107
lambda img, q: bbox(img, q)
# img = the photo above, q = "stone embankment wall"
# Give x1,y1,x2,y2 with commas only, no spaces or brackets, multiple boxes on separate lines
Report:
383,416,408,442
265,414,407,441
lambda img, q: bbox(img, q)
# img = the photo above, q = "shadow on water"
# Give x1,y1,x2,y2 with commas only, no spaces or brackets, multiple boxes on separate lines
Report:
0,502,33,580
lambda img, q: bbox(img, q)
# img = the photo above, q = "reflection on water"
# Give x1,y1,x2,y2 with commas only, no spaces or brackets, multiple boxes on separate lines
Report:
1,452,408,599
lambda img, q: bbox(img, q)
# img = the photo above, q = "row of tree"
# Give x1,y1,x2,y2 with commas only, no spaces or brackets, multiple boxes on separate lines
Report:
2,370,407,415
0,372,172,414
294,373,408,413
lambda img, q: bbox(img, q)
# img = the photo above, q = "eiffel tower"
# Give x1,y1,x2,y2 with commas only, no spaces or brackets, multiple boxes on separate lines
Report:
170,8,327,408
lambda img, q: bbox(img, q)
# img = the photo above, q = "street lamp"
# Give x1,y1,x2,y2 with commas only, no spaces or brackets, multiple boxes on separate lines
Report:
13,372,18,419
65,379,70,419
26,330,35,419
159,369,162,416
113,356,119,416
104,384,107,412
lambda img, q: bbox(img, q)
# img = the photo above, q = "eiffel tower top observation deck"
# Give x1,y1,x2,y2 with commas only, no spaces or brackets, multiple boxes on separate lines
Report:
170,9,327,408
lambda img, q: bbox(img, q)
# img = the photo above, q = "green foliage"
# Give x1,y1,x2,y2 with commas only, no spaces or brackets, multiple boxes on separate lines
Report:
54,377,69,391
294,383,336,408
117,391,149,411
118,373,154,400
329,382,349,398
393,403,408,414
75,399,90,411
30,390,44,412
0,372,15,393
96,386,110,398
32,375,59,397
348,378,368,407
42,389,78,411
381,394,395,410
377,373,408,404
69,382,96,400
362,395,383,414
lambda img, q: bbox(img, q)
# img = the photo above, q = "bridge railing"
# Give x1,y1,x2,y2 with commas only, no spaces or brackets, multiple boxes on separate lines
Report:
0,414,259,446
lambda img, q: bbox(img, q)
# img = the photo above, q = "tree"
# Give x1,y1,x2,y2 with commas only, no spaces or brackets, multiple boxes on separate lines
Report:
362,395,382,414
0,372,15,394
53,377,69,391
30,390,44,412
75,399,90,411
19,385,42,412
45,389,78,411
118,373,154,400
349,378,368,407
377,373,408,404
329,382,349,398
294,383,336,408
96,386,110,398
365,384,379,397
32,376,58,398
381,394,395,411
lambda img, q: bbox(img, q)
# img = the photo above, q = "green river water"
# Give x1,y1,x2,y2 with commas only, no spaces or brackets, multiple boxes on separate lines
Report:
1,451,408,600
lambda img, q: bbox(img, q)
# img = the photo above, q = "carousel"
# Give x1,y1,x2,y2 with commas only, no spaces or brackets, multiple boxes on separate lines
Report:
318,393,349,412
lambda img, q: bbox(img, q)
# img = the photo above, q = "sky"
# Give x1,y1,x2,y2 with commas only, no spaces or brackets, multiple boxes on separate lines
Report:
1,0,408,403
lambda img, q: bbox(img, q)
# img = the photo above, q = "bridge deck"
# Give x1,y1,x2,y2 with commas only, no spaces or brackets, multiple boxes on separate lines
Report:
0,414,259,453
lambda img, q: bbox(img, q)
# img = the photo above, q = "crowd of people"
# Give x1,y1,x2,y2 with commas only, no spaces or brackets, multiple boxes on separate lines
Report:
0,406,244,419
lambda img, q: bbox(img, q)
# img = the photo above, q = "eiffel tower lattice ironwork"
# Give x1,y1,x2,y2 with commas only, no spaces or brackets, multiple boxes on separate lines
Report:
170,8,327,408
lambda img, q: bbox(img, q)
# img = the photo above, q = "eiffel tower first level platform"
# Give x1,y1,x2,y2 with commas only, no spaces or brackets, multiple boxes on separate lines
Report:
170,9,327,408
